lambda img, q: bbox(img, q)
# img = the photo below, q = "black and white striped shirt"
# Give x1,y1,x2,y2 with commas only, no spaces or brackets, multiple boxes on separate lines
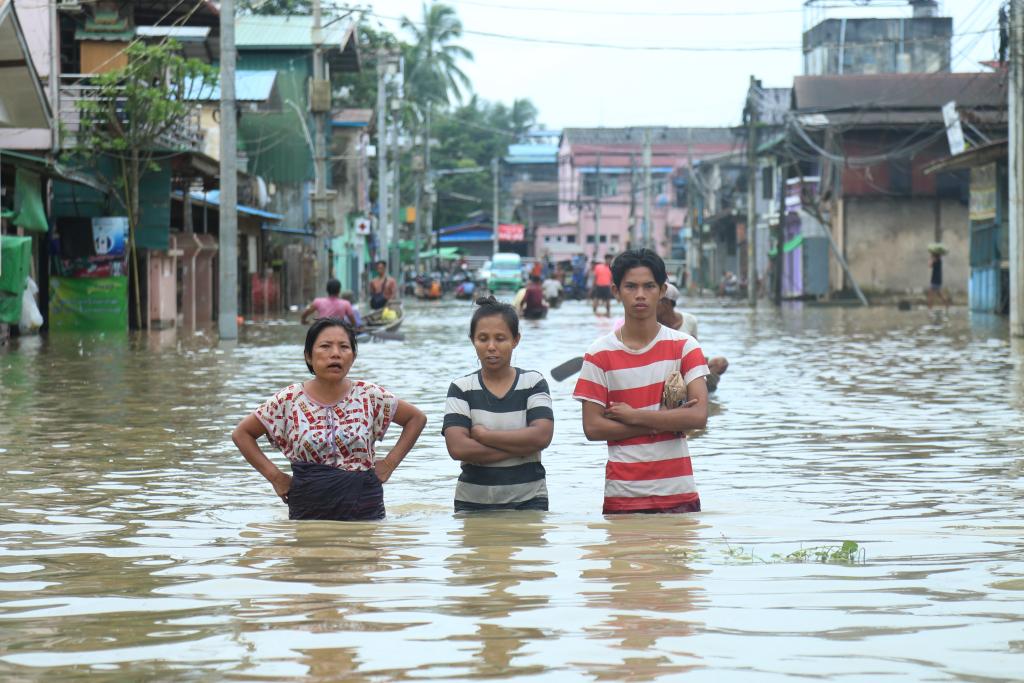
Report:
442,368,554,512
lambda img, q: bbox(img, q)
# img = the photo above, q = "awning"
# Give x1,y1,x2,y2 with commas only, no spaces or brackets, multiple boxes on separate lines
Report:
0,150,106,191
922,139,1008,175
418,247,464,260
0,0,51,129
12,168,47,232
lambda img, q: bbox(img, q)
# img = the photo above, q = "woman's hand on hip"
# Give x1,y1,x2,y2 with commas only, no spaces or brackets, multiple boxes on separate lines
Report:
271,471,292,504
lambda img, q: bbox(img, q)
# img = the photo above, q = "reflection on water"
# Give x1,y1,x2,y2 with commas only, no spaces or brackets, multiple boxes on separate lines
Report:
1,301,1023,680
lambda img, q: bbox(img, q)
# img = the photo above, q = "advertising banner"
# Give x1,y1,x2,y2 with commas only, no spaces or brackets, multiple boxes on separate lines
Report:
49,276,128,332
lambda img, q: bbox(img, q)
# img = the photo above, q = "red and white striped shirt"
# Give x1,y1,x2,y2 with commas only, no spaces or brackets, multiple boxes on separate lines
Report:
573,325,709,513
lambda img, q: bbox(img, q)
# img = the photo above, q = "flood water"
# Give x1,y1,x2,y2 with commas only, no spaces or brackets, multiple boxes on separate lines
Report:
2,298,1023,681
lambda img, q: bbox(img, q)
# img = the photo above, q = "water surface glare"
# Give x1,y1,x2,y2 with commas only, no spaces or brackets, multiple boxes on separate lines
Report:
2,299,1023,680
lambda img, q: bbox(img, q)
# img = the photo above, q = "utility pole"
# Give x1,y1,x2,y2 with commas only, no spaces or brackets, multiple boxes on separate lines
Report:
311,0,329,282
687,130,698,290
391,55,404,270
217,0,238,340
746,76,759,306
593,152,602,259
376,49,389,264
628,152,637,248
642,128,652,250
774,162,785,305
1010,0,1024,336
492,156,500,256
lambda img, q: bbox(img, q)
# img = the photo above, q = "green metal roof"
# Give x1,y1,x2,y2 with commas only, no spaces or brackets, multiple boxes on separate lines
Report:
236,15,353,50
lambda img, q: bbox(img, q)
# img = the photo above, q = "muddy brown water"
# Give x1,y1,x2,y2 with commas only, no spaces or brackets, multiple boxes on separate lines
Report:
2,299,1023,680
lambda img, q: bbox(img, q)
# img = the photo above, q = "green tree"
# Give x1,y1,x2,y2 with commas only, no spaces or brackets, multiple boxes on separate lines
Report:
402,2,473,113
70,40,217,325
240,0,312,14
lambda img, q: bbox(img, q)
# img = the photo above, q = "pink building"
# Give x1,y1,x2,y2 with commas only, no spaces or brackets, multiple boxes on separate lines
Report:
544,128,737,260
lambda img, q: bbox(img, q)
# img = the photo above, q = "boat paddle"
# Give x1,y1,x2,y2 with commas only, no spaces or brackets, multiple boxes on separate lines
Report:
550,356,584,382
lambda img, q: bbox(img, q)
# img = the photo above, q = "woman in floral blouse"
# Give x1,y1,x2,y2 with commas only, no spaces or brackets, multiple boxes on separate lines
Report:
232,317,427,520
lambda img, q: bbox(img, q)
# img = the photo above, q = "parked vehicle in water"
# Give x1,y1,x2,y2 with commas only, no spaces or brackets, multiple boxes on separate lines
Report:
487,252,524,292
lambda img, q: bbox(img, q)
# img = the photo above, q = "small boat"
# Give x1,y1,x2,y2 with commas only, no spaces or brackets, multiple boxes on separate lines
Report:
357,305,404,341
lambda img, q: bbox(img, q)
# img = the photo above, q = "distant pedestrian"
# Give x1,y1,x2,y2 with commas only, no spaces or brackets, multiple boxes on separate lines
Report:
232,318,426,520
927,247,951,309
369,261,399,310
300,278,358,328
591,253,614,316
520,275,548,320
442,296,554,512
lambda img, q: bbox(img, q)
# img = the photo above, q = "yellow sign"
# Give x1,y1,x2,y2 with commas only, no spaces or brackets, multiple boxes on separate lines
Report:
404,206,416,223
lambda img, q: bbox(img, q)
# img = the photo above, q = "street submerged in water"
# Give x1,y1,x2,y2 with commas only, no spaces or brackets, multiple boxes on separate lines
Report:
2,299,1023,680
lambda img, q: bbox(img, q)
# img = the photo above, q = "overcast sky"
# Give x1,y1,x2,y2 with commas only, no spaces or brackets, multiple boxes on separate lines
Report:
361,0,1005,130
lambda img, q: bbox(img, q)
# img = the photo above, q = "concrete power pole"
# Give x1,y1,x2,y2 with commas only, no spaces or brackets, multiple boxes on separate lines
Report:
593,152,602,259
492,157,500,256
218,0,238,340
1010,0,1024,336
311,0,328,282
376,49,389,264
391,55,403,270
642,129,652,250
746,76,759,306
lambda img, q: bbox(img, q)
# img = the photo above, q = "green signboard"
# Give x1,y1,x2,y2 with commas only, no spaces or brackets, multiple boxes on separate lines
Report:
49,276,128,332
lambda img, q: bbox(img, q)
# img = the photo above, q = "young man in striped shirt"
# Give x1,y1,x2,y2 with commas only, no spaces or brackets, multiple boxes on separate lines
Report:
573,249,710,514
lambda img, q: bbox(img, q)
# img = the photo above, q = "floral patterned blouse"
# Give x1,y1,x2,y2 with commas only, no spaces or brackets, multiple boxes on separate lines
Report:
254,381,397,471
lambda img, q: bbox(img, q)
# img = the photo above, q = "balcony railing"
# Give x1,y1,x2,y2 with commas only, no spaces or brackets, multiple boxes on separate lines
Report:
59,74,204,153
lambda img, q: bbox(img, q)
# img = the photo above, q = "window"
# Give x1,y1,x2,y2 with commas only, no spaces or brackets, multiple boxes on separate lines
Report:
600,235,607,243
567,235,576,244
586,235,594,244
611,234,620,243
762,166,774,200
583,173,619,197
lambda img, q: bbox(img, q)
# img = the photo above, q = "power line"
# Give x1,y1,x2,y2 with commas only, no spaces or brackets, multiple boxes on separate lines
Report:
441,0,803,18
373,10,998,53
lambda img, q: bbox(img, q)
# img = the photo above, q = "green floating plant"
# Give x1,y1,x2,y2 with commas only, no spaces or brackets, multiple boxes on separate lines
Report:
720,536,865,565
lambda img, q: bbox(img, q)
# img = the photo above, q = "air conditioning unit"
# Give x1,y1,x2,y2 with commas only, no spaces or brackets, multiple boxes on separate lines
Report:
57,0,83,12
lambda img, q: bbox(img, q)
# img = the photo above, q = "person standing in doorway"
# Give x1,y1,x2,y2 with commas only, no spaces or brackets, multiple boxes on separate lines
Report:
591,253,614,316
369,260,399,310
927,248,951,309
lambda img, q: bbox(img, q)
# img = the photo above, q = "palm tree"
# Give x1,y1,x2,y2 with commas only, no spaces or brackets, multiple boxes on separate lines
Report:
401,3,473,112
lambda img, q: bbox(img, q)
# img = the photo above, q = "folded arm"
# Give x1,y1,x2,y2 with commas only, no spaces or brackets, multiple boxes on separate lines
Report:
581,401,659,442
471,419,553,455
444,427,516,464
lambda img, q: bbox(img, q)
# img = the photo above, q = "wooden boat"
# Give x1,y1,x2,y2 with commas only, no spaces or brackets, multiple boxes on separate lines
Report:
357,305,404,341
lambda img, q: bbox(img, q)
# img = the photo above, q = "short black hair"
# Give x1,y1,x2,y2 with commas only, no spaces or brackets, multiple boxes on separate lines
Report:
376,260,387,269
529,274,541,283
326,278,341,296
304,317,357,373
470,295,519,339
611,248,667,288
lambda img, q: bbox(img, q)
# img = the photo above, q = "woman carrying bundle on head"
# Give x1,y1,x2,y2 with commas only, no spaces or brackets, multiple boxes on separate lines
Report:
232,318,427,521
441,296,555,512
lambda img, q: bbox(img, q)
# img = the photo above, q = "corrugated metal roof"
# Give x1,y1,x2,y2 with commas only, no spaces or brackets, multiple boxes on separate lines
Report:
236,15,354,50
185,70,277,102
792,73,1006,112
189,190,283,221
562,127,736,146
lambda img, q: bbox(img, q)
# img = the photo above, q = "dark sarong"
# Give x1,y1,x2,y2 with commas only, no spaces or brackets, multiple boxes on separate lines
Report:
288,462,385,521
